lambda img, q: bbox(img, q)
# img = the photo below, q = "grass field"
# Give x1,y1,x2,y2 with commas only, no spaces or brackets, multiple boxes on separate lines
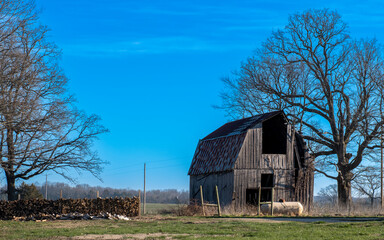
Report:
1,216,384,239
144,203,180,215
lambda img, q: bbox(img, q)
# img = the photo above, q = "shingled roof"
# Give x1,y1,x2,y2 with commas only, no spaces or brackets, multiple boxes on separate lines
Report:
188,111,284,175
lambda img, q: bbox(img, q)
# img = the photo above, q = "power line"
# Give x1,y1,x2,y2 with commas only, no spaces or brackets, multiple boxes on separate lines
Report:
106,156,190,172
102,163,187,177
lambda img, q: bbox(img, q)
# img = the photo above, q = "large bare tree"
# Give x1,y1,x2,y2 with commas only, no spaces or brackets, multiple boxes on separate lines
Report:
0,0,108,200
220,9,384,207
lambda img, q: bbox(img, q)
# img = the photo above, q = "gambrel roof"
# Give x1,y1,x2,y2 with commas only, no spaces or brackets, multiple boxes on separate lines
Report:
188,111,284,175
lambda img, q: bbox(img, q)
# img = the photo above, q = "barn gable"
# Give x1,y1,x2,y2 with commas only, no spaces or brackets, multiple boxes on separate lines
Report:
188,111,283,175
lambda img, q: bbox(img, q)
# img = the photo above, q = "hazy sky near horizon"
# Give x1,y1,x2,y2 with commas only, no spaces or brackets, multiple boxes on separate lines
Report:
18,0,384,194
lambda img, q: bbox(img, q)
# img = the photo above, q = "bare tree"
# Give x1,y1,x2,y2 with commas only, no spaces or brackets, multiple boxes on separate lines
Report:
0,0,108,200
353,166,380,206
318,184,338,205
220,9,384,208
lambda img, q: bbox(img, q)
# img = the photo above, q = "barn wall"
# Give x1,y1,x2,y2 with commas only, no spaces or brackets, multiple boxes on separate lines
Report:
232,123,297,210
189,171,234,207
234,124,294,170
233,169,295,209
234,127,262,169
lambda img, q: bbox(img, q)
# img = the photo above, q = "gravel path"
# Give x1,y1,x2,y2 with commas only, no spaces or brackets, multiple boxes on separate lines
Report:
243,217,384,223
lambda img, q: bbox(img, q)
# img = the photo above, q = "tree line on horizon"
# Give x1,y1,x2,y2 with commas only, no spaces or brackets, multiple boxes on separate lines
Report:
0,182,189,204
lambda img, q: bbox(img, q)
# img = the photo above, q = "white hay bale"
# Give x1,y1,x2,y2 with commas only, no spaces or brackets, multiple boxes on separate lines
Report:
260,202,303,215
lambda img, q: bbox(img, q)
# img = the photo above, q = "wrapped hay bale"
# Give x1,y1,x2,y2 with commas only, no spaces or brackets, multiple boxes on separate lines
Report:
260,202,303,215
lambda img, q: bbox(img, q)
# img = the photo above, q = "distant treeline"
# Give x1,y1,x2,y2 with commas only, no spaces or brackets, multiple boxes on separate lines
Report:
1,182,189,204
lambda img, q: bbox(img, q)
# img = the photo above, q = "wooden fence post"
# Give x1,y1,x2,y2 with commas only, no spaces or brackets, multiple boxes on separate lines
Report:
258,187,261,216
215,185,221,217
97,191,99,198
200,185,205,216
60,190,63,199
271,187,274,216
138,190,141,217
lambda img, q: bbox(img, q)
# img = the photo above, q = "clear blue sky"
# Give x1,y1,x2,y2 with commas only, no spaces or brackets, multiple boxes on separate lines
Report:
22,0,384,194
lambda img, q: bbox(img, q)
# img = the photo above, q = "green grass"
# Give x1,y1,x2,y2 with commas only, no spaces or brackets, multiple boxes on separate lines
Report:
1,217,384,239
144,203,180,214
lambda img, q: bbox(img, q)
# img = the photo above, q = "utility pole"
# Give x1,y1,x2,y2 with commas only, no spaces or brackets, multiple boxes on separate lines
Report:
381,98,383,209
143,163,146,215
381,129,383,209
45,173,48,200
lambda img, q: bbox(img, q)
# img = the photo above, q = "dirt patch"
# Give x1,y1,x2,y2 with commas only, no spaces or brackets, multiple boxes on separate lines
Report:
215,217,384,223
71,233,233,239
72,233,184,239
36,220,107,229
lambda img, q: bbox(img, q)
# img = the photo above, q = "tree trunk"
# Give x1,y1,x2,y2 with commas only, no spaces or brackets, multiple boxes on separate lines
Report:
5,127,17,201
337,171,353,209
5,171,17,201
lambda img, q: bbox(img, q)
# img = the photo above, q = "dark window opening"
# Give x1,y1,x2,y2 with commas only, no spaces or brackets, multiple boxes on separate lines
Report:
246,189,258,206
260,188,272,202
260,174,274,202
262,114,287,154
261,174,274,187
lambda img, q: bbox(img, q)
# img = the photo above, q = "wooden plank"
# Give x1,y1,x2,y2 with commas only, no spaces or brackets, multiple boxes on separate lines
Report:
245,134,248,168
250,130,253,169
216,185,221,217
247,134,250,168
252,129,256,168
200,185,205,216
234,170,239,210
204,203,218,207
257,128,262,169
286,124,292,170
245,132,249,169
248,131,252,168
255,129,258,168
249,130,253,169
240,135,244,168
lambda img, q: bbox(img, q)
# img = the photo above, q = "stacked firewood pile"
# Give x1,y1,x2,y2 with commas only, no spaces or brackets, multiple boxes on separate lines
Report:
0,197,139,220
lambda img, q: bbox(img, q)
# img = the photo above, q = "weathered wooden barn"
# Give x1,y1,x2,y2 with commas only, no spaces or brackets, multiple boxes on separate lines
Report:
188,111,314,210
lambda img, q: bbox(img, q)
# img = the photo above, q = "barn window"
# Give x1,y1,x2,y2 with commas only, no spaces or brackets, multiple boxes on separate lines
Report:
262,115,287,154
246,189,258,206
260,174,274,202
261,174,274,187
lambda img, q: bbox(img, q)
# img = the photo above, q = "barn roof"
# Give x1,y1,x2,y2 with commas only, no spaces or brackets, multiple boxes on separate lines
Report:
203,111,282,140
188,111,284,175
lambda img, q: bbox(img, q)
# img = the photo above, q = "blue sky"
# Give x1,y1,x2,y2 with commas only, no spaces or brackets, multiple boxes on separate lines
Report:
20,0,384,194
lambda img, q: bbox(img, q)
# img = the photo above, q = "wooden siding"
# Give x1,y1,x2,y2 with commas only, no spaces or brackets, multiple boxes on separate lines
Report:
232,124,297,210
189,171,234,206
234,128,261,169
286,124,294,170
260,154,287,169
233,169,296,209
235,124,294,170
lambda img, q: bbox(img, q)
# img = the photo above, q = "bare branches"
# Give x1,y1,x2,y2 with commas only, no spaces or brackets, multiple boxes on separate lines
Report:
353,166,380,205
219,9,384,206
0,0,108,200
